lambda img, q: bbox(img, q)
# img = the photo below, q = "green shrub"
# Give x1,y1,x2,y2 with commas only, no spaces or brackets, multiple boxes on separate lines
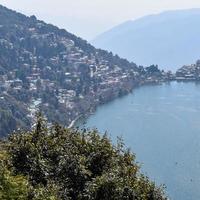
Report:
2,115,167,200
0,154,29,200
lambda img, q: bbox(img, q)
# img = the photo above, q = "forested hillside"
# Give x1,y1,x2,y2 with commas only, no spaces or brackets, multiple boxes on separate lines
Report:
0,5,169,137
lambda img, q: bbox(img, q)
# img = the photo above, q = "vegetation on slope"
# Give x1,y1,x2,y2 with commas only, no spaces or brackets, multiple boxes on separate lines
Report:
0,114,167,200
0,5,169,137
0,4,139,137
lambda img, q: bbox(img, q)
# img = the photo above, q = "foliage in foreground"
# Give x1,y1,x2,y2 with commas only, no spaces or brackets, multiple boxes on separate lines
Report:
0,115,167,200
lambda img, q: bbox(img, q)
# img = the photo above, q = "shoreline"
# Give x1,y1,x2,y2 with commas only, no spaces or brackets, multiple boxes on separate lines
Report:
68,115,83,128
68,80,167,129
68,79,200,129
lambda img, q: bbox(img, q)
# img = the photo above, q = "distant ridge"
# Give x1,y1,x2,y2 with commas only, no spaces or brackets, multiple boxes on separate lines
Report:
92,9,200,71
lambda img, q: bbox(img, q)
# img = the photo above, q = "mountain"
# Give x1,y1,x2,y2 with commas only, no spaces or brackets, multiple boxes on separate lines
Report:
92,9,200,71
0,5,169,137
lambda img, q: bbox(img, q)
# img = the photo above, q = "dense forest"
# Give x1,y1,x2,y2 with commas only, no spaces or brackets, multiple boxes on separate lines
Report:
0,115,167,200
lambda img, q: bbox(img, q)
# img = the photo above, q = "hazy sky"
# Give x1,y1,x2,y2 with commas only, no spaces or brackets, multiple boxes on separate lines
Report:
1,0,200,40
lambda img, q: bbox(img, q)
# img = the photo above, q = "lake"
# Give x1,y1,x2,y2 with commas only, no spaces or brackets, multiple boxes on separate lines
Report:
79,82,200,200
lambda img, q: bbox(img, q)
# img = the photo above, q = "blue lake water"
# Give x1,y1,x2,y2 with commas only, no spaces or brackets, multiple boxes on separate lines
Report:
80,82,200,200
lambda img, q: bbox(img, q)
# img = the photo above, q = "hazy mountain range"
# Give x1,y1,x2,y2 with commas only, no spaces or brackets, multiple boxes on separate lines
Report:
92,9,200,71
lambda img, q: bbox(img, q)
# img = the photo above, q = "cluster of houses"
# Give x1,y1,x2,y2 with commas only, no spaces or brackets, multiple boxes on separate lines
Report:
176,60,200,81
0,18,176,127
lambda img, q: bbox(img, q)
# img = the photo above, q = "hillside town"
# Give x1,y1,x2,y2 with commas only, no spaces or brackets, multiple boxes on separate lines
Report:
0,5,188,136
0,25,171,130
176,60,200,81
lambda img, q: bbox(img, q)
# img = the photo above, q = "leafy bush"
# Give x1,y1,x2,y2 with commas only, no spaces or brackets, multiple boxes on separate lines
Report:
0,115,167,199
0,141,58,200
0,163,29,200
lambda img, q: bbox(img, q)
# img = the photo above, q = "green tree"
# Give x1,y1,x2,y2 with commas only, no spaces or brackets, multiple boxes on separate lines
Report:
6,116,167,200
0,140,58,200
0,148,29,200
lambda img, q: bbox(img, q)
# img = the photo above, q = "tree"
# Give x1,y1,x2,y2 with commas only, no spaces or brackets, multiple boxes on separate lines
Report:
0,163,29,200
5,116,167,200
0,146,29,200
